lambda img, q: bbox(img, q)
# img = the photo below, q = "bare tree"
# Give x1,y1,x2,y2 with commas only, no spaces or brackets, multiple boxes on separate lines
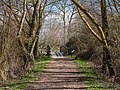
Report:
54,0,69,45
71,0,115,76
0,0,48,80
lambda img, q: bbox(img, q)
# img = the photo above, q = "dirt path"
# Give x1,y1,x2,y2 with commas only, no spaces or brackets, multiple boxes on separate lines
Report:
25,53,87,90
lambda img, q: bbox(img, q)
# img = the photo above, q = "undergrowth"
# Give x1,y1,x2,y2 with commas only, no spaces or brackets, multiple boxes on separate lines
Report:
0,56,50,90
75,58,113,90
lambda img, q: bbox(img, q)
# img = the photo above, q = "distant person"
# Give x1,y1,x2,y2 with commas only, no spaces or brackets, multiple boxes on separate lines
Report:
46,45,51,56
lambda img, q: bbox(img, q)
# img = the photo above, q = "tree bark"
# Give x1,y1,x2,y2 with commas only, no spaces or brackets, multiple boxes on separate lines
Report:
101,0,115,76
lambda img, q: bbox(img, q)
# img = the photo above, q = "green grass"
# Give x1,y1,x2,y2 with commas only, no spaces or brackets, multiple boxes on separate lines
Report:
75,58,112,90
0,56,51,90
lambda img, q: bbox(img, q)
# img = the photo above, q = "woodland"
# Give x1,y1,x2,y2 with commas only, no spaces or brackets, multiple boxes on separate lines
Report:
0,0,120,89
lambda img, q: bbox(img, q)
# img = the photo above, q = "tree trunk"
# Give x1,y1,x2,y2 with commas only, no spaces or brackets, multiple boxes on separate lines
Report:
63,11,66,45
101,0,115,77
33,38,38,58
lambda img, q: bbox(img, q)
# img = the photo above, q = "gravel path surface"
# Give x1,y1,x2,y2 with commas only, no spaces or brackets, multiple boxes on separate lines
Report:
25,52,87,90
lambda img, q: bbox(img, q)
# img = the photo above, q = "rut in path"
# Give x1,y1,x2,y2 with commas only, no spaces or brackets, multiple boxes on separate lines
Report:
25,52,88,90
